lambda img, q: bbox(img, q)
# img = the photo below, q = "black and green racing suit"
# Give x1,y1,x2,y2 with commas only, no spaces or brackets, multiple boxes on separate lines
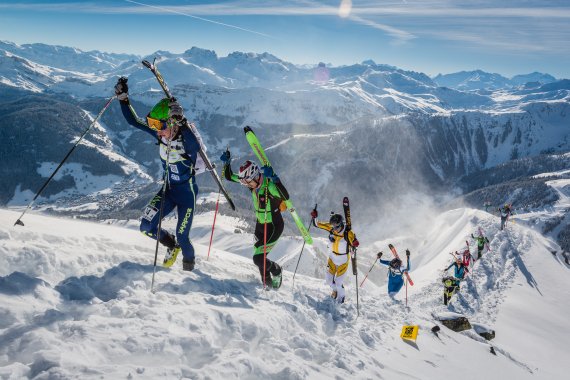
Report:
223,162,289,284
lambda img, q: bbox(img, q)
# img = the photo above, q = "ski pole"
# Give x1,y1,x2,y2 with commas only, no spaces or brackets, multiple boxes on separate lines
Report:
150,138,173,293
292,203,317,290
405,276,408,307
359,255,380,287
352,247,360,317
206,191,221,261
14,96,116,226
263,186,268,289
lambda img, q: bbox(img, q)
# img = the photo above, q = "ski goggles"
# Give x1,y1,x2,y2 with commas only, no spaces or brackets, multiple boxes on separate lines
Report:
239,177,259,187
146,116,167,131
331,222,343,231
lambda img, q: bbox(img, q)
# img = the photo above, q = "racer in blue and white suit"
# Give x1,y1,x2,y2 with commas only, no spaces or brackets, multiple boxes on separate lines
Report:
379,251,411,297
115,77,204,271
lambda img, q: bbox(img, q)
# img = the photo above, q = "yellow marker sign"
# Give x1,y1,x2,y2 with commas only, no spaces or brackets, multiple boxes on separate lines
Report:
400,325,419,341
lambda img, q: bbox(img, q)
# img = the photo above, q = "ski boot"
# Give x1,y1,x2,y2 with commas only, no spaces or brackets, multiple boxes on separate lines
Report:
163,245,181,268
271,272,282,289
263,276,273,290
182,258,195,272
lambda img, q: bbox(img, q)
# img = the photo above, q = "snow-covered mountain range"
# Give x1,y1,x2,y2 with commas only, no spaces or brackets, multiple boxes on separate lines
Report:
0,40,569,235
433,70,557,91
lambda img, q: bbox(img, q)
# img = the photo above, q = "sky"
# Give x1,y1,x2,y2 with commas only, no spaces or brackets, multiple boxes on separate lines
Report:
0,0,569,78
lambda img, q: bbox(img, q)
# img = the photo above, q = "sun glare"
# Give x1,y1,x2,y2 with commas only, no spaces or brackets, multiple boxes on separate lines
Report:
338,0,352,18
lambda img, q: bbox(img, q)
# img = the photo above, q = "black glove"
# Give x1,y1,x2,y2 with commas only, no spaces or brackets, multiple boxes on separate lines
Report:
168,99,184,121
114,77,128,101
377,251,383,259
220,150,231,163
406,249,410,257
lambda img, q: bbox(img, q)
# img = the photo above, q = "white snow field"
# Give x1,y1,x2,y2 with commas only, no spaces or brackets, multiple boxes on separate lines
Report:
0,204,568,379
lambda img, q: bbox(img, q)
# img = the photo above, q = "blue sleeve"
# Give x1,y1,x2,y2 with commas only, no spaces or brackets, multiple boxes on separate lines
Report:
180,126,201,165
445,262,454,271
379,259,391,267
119,100,158,139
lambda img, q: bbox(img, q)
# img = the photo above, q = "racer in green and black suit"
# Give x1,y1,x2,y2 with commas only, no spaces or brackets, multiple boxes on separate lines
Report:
221,150,286,289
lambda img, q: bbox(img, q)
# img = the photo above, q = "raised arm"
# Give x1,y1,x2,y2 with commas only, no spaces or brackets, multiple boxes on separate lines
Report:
114,77,158,139
315,221,333,231
220,150,240,183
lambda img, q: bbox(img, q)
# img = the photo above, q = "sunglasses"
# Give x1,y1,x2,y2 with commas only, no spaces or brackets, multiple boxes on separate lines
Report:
146,116,167,131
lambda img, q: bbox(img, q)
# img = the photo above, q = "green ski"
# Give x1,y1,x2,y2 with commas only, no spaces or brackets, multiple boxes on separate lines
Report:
244,126,313,245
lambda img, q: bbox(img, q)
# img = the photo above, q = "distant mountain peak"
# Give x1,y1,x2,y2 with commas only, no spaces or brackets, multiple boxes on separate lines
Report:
183,47,218,60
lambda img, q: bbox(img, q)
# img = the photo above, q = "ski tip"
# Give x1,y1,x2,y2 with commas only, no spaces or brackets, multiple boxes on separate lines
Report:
14,219,24,227
141,59,152,69
388,243,394,248
244,126,253,133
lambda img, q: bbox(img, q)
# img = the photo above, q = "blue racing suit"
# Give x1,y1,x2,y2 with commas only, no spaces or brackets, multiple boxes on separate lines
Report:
445,262,468,281
119,99,202,261
379,258,411,295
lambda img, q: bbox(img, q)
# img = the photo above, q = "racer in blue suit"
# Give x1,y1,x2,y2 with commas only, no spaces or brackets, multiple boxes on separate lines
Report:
442,257,469,305
114,77,204,271
378,250,411,297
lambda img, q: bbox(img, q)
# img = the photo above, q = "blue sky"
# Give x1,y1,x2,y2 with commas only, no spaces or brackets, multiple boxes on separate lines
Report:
1,0,569,78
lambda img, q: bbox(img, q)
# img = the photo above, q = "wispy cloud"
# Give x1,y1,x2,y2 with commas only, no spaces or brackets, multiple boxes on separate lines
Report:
0,1,416,42
3,1,570,19
351,6,570,18
124,0,274,38
2,1,569,50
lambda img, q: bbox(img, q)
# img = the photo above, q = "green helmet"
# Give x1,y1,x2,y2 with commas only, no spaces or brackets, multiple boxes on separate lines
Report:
149,98,170,120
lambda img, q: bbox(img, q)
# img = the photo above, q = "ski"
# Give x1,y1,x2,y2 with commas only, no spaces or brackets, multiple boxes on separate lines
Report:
344,197,357,274
142,58,236,211
343,197,352,230
343,196,359,317
388,244,414,286
243,126,312,244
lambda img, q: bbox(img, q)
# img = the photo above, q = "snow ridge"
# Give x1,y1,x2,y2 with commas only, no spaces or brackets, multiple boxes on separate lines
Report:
0,205,568,379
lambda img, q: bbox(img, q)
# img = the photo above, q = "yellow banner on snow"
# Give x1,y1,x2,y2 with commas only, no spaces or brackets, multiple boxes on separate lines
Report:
400,325,419,341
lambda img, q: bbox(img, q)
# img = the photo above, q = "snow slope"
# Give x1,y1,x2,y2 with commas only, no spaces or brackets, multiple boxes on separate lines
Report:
0,205,568,379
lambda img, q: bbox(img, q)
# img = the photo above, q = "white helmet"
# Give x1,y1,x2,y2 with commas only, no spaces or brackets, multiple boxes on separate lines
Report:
238,160,261,183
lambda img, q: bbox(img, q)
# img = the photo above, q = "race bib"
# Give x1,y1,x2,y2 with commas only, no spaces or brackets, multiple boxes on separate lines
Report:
142,205,158,221
170,174,180,181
